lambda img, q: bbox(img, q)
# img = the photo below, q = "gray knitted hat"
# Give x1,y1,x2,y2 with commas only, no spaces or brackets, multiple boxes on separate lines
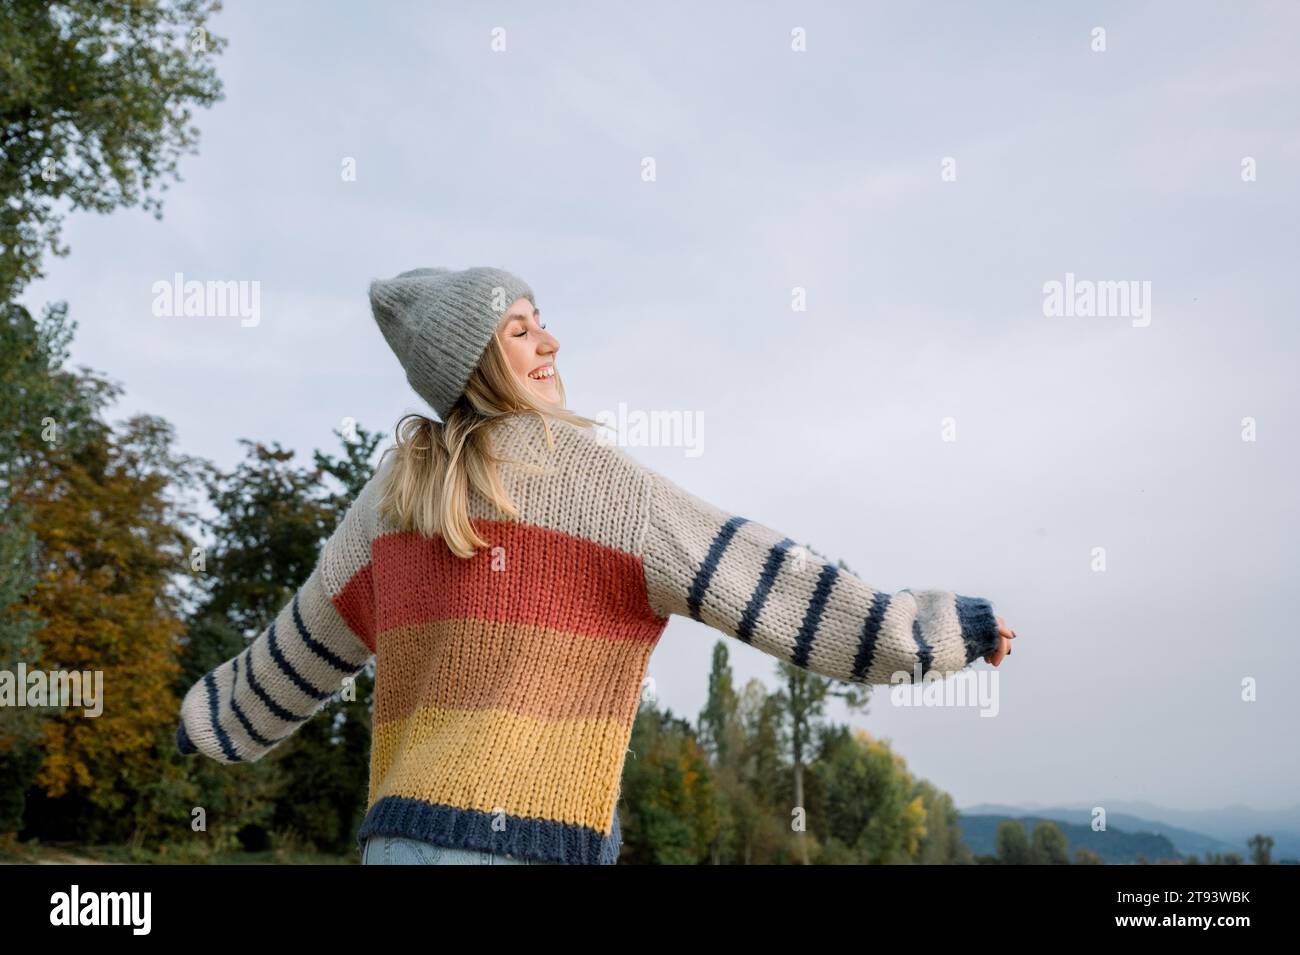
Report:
368,266,536,420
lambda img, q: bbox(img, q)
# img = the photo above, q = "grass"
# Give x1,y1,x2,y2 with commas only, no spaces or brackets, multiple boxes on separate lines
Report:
0,838,357,865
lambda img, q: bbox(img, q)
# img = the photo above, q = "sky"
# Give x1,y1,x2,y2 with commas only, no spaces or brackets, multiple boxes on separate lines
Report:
19,0,1300,813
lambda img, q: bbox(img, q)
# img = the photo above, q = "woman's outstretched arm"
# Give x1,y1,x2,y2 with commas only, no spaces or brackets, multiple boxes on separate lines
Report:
174,457,388,764
638,467,1004,683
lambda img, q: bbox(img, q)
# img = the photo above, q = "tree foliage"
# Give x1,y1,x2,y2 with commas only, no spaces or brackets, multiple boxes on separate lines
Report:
0,0,226,298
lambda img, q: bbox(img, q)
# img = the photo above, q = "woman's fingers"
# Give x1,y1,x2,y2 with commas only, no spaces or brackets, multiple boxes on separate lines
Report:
985,635,1007,666
995,616,1018,656
983,618,1020,665
983,633,1015,666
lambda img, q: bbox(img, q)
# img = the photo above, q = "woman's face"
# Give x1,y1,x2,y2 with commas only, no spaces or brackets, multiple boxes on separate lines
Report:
496,296,561,404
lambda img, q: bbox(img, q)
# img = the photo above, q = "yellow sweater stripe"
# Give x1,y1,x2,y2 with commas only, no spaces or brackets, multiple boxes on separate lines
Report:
370,701,628,833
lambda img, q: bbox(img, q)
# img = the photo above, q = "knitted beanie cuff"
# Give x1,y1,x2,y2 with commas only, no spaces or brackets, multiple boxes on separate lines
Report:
369,266,536,420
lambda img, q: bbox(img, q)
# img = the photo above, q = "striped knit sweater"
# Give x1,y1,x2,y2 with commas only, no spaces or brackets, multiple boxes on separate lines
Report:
175,411,1002,865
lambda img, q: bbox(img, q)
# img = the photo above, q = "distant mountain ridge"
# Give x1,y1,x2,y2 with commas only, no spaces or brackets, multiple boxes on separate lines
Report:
957,813,1183,863
959,801,1300,861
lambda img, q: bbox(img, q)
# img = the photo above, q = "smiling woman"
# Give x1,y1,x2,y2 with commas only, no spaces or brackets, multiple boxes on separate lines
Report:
174,264,1015,868
495,298,562,404
364,267,594,558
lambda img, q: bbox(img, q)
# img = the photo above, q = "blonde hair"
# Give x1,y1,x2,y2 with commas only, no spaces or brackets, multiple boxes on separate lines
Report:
376,333,606,558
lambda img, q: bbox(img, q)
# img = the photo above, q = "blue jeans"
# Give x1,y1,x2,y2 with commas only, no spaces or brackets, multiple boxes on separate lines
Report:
361,834,555,865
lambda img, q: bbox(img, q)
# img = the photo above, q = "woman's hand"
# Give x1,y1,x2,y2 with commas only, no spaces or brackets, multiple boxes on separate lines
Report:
983,616,1017,666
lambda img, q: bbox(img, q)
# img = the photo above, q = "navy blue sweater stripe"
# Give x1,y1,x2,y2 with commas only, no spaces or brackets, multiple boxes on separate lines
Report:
267,619,332,702
229,653,275,749
737,537,796,643
792,562,839,668
954,594,999,664
292,591,358,673
175,719,196,755
852,591,891,680
356,795,620,866
243,639,307,724
203,671,242,762
912,618,934,678
687,516,749,620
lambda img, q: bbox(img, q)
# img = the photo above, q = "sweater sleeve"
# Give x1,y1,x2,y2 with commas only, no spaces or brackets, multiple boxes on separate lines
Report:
638,467,1002,684
175,457,387,764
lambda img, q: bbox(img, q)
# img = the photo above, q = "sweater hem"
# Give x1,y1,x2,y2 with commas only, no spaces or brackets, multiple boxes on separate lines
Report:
355,795,621,865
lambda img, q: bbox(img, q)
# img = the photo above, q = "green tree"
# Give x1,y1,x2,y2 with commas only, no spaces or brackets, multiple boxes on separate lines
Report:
1,301,203,846
15,411,198,843
913,780,974,864
995,820,1031,865
620,702,718,864
728,677,790,864
813,725,926,864
0,0,227,299
772,554,870,864
698,643,745,863
699,641,740,766
1029,819,1070,864
0,302,86,835
1247,834,1273,866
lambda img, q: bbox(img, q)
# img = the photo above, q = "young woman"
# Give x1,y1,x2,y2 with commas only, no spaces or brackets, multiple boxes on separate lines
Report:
176,266,1017,866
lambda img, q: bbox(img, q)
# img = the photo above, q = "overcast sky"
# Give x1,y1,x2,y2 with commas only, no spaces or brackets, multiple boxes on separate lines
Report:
20,0,1299,813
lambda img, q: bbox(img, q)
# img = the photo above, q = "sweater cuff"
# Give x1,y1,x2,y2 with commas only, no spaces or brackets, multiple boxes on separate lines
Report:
955,595,1001,664
176,718,197,756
